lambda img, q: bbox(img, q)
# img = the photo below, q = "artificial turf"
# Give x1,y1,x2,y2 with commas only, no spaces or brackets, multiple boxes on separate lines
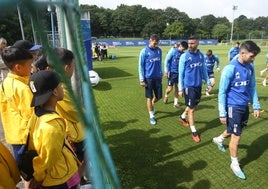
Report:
91,44,268,189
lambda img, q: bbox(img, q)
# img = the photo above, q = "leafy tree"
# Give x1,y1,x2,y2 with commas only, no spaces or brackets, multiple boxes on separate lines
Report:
199,14,217,38
1,3,268,42
141,21,164,39
163,20,184,39
212,24,230,42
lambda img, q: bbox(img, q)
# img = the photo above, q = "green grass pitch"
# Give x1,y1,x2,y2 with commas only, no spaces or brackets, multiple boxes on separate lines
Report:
91,44,268,189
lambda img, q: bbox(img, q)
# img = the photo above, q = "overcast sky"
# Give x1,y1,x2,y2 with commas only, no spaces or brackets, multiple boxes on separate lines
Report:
79,0,267,21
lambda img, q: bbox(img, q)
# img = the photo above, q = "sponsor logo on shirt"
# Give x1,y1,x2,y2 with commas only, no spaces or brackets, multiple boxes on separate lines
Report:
190,62,203,68
234,80,250,86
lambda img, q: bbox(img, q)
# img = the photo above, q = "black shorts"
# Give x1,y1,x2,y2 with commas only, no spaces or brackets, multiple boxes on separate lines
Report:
145,78,162,99
167,72,178,86
227,106,249,136
208,72,215,79
183,87,201,109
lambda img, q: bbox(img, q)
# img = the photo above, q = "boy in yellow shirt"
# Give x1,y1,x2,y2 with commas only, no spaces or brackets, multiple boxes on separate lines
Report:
0,46,34,189
0,46,33,163
28,70,80,188
34,48,88,184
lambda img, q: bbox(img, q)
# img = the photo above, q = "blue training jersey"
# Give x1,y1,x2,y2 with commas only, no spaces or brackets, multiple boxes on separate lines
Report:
218,58,260,117
178,50,210,91
138,46,162,82
204,54,220,73
164,48,184,74
228,46,240,60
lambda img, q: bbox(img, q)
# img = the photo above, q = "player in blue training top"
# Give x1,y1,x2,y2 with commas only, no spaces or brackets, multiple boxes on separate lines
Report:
138,34,162,125
213,40,261,180
163,41,188,108
228,42,240,61
178,36,211,143
204,49,220,96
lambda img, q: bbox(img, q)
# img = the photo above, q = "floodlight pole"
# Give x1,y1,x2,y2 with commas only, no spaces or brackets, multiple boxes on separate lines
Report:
17,5,25,40
230,5,238,43
166,22,171,46
48,5,56,47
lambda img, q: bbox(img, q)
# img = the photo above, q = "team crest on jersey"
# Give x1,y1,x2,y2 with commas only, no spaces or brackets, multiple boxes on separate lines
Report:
248,68,252,75
235,72,240,79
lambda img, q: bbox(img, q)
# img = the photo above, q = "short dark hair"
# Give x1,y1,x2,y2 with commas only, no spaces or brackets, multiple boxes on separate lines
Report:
240,40,261,56
34,55,49,71
150,34,160,41
206,49,213,56
1,47,33,69
53,47,74,66
36,48,74,71
189,35,199,40
180,41,188,49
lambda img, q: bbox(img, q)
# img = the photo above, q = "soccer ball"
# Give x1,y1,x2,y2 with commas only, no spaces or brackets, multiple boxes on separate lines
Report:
88,70,100,87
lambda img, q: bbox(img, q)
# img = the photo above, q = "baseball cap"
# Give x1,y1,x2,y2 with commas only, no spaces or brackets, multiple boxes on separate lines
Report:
13,40,42,51
29,70,60,107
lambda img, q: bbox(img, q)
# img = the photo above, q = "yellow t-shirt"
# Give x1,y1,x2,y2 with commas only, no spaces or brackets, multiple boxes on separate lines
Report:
0,73,33,144
0,141,20,189
28,110,78,187
56,85,85,142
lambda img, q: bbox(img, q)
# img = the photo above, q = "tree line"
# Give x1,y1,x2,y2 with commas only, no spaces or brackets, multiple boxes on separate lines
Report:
1,4,268,45
80,4,268,42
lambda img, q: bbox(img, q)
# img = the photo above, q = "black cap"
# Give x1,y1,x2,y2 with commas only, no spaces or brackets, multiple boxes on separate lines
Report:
29,70,60,107
13,40,42,51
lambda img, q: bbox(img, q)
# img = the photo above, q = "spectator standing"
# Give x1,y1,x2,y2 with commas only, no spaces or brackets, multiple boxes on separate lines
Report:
0,37,8,82
0,46,34,188
34,48,89,185
27,70,80,188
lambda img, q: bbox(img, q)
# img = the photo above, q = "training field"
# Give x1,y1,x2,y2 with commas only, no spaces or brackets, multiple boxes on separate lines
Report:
92,44,268,188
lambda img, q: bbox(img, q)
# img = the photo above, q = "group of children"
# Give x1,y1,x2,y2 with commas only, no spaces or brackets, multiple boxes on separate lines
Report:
0,40,88,188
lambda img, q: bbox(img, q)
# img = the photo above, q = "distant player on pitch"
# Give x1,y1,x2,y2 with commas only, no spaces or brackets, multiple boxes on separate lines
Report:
204,49,220,96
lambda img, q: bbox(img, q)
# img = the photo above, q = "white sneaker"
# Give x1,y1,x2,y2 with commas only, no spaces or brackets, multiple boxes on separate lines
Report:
205,91,210,96
150,117,156,125
230,163,246,180
263,79,267,86
212,137,226,152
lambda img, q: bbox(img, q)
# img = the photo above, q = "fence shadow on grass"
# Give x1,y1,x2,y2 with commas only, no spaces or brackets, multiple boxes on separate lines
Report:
106,127,210,188
94,67,133,79
102,119,139,131
239,133,268,167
